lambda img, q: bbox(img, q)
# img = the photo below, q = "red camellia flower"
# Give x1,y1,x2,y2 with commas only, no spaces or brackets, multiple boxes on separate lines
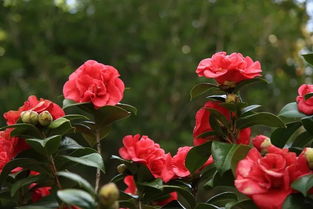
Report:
119,134,174,182
30,184,51,203
0,129,28,172
296,84,313,115
172,146,193,178
235,147,312,209
193,101,251,146
196,52,262,85
63,60,125,108
3,95,65,125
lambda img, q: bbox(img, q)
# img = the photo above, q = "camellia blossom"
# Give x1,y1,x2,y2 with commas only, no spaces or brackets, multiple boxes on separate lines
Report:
63,60,125,108
296,84,313,115
193,101,251,146
196,52,262,85
0,129,28,172
3,95,65,126
235,147,312,209
119,134,174,182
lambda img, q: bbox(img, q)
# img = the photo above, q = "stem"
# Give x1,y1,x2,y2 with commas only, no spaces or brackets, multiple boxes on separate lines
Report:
95,130,101,192
49,155,62,189
138,200,142,209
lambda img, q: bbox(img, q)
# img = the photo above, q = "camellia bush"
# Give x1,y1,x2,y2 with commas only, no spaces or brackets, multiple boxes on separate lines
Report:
1,52,313,209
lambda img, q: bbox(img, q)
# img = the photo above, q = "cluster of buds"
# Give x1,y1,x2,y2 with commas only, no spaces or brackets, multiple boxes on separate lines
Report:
98,183,119,209
20,110,53,126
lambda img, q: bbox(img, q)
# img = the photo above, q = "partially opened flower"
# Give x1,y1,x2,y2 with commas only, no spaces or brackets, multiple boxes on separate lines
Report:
196,52,262,85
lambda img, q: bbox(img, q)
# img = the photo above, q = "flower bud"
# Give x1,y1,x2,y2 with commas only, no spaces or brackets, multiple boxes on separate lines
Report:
21,110,38,125
117,164,127,174
304,148,313,169
98,183,119,207
226,94,238,103
38,111,53,126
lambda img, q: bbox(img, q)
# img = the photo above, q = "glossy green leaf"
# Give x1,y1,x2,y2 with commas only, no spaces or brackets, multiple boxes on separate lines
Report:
229,199,258,209
59,137,83,151
207,192,237,207
234,77,267,92
48,118,73,136
94,105,130,127
219,102,247,113
283,193,313,209
63,114,90,121
271,122,302,148
139,178,163,190
61,153,105,173
117,103,138,115
240,105,261,115
278,102,306,122
302,53,313,66
11,175,40,196
63,99,93,110
291,131,313,148
302,116,313,135
163,185,196,209
195,203,219,209
26,135,61,155
291,174,313,197
57,189,96,209
0,123,43,138
190,83,219,100
57,171,95,195
185,142,212,173
211,141,251,175
161,200,186,209
237,112,285,129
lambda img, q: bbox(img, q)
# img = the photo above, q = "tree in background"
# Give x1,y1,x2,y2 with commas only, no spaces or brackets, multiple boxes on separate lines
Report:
0,0,312,152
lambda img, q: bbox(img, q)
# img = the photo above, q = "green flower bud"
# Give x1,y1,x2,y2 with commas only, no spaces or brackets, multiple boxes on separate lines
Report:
21,110,38,125
99,183,119,207
38,111,53,126
226,94,238,103
304,148,313,169
117,164,127,174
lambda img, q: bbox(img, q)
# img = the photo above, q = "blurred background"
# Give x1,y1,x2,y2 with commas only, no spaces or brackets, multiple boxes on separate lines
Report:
1,0,313,156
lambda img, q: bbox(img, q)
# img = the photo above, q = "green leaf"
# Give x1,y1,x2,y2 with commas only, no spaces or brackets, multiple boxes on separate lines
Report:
195,203,219,209
59,137,83,151
61,153,105,173
0,123,43,138
304,93,313,100
63,114,90,121
63,99,93,110
237,112,285,129
302,116,313,135
234,77,267,92
207,192,237,207
117,103,138,115
240,105,261,115
26,135,61,155
11,175,41,196
302,53,313,66
94,105,130,127
190,83,219,100
278,102,307,122
48,118,73,136
16,194,59,209
161,200,186,208
163,185,196,209
229,199,258,209
291,131,313,148
271,122,302,148
185,142,212,173
57,171,95,195
211,141,251,175
283,193,313,209
291,174,313,197
57,189,96,209
219,102,247,113
139,178,163,190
